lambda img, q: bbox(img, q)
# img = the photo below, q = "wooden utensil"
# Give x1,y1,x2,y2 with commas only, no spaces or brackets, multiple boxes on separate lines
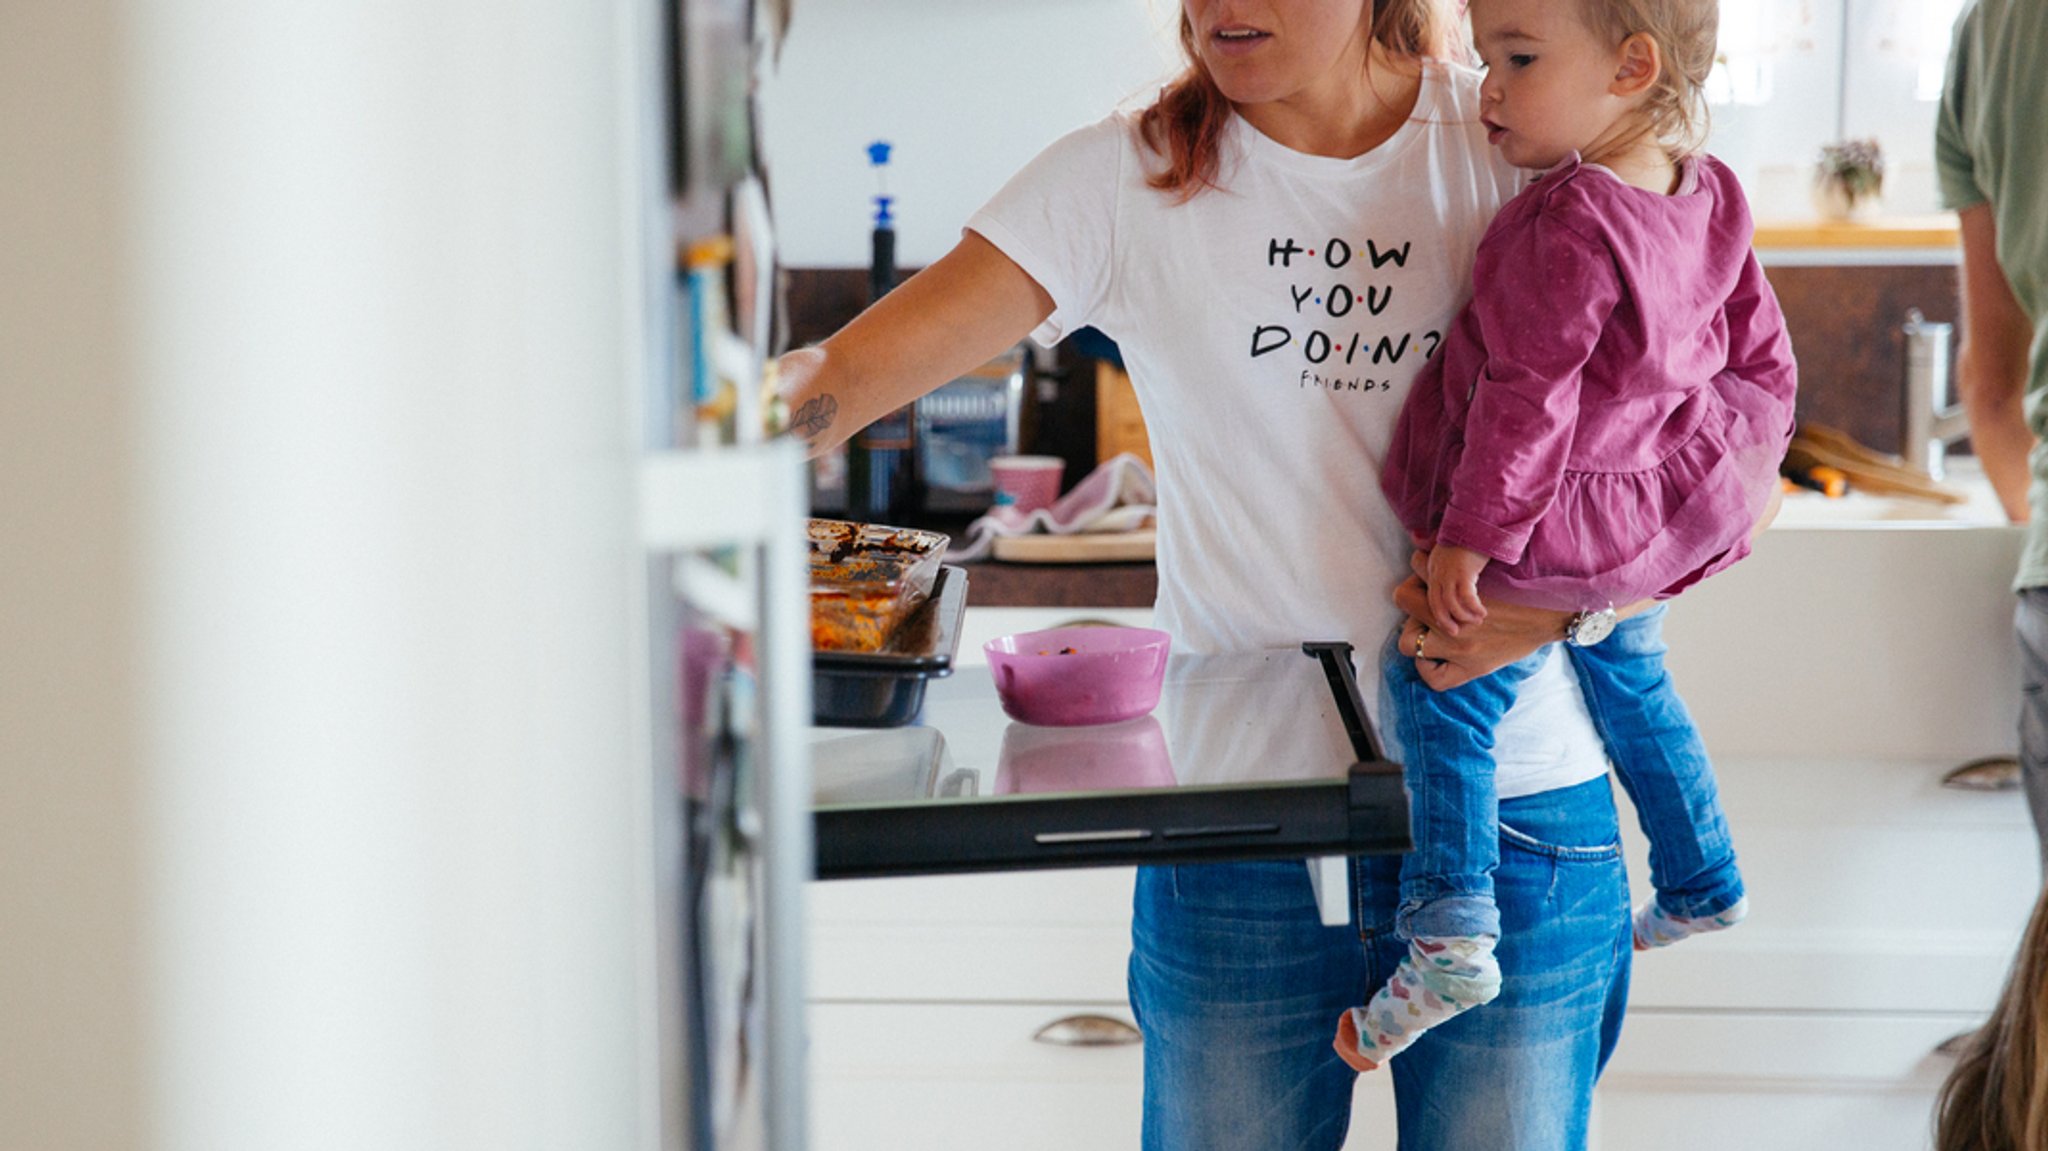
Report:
1785,423,1967,505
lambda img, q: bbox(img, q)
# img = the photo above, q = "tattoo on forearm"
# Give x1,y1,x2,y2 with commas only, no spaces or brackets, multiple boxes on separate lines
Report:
790,394,838,440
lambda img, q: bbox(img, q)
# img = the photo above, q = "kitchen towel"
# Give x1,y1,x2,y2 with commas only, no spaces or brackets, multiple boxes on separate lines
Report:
947,453,1157,563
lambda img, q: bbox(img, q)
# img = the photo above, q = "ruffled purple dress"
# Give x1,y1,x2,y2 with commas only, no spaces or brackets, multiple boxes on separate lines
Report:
1382,153,1798,612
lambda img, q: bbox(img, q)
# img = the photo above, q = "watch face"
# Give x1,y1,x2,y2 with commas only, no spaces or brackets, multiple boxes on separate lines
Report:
1572,609,1618,647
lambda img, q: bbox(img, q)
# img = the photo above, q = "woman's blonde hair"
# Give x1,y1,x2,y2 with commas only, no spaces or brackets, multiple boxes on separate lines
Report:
1575,0,1718,156
1937,884,2048,1151
1137,0,1460,200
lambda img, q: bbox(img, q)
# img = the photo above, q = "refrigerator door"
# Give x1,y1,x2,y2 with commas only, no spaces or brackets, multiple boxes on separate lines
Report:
645,446,813,1151
655,0,809,1143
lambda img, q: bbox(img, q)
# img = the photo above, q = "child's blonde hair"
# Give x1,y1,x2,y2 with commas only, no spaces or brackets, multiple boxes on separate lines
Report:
1576,0,1717,156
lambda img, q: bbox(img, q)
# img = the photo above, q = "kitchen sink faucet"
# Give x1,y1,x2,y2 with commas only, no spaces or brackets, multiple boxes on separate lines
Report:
1902,308,1970,480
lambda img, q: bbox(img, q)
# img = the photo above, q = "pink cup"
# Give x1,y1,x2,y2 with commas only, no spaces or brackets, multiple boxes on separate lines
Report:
988,455,1065,515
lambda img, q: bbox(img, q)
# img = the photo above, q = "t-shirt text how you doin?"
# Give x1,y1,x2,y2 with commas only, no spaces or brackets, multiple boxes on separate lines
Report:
1249,234,1443,393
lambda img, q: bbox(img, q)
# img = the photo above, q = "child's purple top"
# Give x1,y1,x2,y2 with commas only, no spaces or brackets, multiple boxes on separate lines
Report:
1381,153,1798,611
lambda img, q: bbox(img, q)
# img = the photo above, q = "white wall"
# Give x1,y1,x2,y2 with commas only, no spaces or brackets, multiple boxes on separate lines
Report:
758,0,1961,267
1838,0,1965,217
1,3,658,1148
758,0,1182,268
1704,0,1849,220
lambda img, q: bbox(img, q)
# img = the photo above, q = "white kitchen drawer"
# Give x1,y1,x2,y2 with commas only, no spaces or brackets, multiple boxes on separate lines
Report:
1593,1008,1976,1151
811,1001,1144,1151
1596,1087,1948,1151
809,868,1137,1003
1607,1008,1972,1084
810,1000,1403,1151
1617,756,2035,1014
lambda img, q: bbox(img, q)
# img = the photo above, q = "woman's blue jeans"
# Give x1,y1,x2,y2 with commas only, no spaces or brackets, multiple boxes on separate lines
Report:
1129,776,1631,1150
1384,605,1743,939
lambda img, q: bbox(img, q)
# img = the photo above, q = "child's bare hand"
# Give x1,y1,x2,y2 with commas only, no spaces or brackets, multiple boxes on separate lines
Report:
1425,545,1489,636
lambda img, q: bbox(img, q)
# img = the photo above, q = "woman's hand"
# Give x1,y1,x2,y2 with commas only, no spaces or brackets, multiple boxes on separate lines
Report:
771,347,840,459
1394,550,1568,690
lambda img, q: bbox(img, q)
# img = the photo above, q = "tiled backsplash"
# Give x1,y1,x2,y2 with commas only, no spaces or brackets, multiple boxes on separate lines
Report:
784,261,1964,465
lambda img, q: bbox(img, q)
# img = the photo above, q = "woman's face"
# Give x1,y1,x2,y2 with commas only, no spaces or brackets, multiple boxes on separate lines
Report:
1182,0,1374,108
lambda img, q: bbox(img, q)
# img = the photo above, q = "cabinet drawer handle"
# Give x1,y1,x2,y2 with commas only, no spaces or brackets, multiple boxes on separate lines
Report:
1032,1013,1142,1047
1941,756,2022,792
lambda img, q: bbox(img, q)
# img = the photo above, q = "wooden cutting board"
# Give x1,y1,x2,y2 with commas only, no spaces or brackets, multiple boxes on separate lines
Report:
991,529,1157,564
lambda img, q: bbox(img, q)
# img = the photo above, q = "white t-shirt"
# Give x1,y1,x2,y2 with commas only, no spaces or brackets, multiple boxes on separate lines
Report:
968,60,1606,798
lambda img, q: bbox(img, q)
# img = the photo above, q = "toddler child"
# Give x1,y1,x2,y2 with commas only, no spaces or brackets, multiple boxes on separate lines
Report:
1336,0,1798,1070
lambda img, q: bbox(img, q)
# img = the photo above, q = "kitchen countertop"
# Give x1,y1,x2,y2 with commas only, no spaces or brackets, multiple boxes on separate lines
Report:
1769,456,2008,529
956,559,1157,608
1752,214,1959,251
874,458,2008,612
848,510,1159,608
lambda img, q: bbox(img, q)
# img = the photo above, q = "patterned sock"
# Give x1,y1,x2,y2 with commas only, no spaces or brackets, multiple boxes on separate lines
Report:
1334,934,1502,1072
1633,895,1749,951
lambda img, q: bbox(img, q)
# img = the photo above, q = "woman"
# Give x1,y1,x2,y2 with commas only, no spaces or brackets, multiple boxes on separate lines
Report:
1936,882,2048,1151
778,1,1632,1145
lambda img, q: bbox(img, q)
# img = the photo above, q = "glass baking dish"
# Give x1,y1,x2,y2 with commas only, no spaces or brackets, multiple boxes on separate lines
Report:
812,564,968,727
808,519,950,654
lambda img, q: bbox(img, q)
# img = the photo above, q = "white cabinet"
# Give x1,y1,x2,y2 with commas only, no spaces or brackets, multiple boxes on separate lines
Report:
811,1002,1143,1151
1597,524,2037,1151
1592,1013,1971,1151
810,525,2041,1150
1616,756,2034,1015
809,606,1155,1151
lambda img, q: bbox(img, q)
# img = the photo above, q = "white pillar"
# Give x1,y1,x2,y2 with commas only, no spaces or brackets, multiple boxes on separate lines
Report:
1,3,658,1148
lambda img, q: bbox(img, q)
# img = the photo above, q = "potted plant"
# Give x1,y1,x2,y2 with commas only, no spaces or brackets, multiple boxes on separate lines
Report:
1813,138,1884,221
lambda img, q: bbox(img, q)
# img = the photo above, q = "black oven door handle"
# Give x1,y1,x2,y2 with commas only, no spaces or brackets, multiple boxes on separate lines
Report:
1301,641,1384,763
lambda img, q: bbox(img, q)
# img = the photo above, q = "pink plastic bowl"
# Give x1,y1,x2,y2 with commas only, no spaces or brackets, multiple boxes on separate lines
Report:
983,626,1172,727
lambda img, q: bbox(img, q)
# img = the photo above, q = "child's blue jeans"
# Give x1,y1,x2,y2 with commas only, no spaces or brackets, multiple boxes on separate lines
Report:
1382,604,1744,942
1130,775,1631,1150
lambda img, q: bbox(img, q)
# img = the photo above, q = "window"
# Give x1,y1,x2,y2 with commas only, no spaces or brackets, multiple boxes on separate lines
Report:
1707,0,1968,220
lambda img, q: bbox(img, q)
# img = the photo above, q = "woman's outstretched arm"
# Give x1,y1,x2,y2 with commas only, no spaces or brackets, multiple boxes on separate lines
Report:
774,230,1054,458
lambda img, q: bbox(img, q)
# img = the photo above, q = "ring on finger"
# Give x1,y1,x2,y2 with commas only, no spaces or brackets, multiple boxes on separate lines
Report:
1413,625,1429,661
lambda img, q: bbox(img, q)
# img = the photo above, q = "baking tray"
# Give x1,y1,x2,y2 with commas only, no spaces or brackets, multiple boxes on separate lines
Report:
809,519,950,654
813,564,969,727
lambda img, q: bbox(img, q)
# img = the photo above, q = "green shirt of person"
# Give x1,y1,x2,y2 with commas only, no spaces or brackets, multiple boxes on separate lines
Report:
1936,0,2048,585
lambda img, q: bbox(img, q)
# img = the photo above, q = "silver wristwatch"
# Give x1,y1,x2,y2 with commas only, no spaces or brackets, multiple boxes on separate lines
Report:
1565,604,1619,648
